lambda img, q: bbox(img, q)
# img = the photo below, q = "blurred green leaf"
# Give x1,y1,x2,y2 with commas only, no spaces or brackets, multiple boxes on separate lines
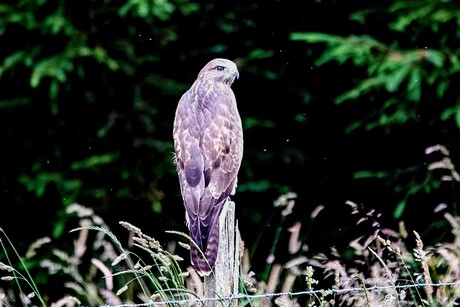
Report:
70,154,117,171
244,117,275,129
436,79,449,97
53,220,66,238
353,171,389,179
238,179,272,192
294,113,307,123
393,199,406,219
384,64,411,92
335,78,381,104
0,51,28,78
407,67,422,102
30,56,72,88
119,0,176,20
247,48,275,60
0,97,30,109
424,49,445,68
152,200,163,213
455,108,460,129
290,32,340,44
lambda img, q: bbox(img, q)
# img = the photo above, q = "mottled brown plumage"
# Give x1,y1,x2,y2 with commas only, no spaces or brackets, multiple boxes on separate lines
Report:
173,58,243,275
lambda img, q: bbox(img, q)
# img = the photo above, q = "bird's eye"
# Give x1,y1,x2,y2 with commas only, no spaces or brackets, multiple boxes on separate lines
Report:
216,66,225,71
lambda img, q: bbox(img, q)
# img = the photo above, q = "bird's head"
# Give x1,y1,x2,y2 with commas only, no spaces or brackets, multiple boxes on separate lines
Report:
198,58,239,86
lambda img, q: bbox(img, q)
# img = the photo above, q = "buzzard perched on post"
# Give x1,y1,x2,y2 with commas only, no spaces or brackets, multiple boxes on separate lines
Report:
173,58,243,275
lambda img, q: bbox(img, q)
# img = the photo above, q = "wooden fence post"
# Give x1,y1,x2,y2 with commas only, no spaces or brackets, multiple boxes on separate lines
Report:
204,200,242,306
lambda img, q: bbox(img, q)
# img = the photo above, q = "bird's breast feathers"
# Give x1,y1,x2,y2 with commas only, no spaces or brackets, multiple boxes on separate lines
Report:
173,81,242,190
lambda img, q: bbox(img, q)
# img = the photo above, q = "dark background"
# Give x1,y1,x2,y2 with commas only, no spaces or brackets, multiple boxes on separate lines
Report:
1,0,459,296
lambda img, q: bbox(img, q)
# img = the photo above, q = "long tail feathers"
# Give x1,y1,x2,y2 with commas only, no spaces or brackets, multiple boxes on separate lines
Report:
190,244,213,276
190,221,220,276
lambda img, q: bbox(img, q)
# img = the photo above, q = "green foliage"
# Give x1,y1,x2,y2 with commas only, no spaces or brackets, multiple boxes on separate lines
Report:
0,2,122,114
119,0,199,21
0,0,183,232
291,0,460,132
1,0,305,254
290,31,460,130
291,0,460,218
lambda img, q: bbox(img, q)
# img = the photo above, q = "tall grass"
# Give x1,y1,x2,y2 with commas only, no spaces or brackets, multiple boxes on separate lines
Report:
240,197,460,306
1,190,460,305
0,204,195,306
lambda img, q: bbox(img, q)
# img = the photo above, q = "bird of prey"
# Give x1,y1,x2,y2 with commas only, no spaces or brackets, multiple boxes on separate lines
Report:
173,58,243,276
